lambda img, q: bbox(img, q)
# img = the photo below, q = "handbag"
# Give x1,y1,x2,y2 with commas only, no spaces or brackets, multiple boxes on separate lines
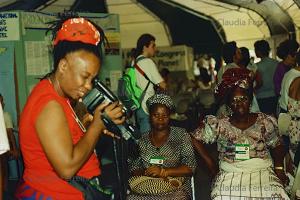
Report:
128,175,184,195
68,176,113,200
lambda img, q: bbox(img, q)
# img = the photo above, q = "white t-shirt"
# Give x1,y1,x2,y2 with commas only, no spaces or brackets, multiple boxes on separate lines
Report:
279,68,300,110
135,55,163,114
0,105,10,155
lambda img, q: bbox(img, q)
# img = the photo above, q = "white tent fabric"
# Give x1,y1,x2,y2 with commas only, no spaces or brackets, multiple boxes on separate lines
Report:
107,0,171,48
36,0,77,13
275,0,300,39
25,0,300,49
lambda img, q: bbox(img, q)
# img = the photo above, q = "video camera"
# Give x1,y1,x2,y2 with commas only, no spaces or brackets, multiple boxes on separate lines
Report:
82,79,137,141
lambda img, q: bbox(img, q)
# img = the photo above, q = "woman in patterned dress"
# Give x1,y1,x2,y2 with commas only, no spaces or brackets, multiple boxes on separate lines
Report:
285,64,300,165
191,78,289,199
277,52,300,198
127,93,196,200
287,76,300,199
284,57,300,198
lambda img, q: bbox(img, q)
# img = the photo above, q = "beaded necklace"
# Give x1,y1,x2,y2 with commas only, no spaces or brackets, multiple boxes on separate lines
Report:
48,77,87,133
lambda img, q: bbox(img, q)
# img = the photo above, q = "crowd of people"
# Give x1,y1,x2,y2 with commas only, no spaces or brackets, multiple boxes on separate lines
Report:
0,13,299,200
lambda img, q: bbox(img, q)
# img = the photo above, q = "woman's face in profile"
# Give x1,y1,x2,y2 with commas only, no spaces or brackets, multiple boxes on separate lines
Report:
150,104,170,131
229,87,251,116
286,52,297,67
60,50,100,100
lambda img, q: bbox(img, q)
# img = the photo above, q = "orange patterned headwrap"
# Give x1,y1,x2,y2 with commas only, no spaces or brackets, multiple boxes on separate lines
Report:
215,67,253,99
53,18,101,46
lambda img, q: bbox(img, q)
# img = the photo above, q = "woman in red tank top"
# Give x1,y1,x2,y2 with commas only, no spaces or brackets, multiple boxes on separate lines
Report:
15,15,125,200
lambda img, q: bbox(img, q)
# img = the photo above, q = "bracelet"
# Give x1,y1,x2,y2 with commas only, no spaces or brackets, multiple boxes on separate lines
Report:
274,166,284,170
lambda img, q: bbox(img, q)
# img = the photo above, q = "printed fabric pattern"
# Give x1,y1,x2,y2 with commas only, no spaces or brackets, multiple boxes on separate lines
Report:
192,113,280,163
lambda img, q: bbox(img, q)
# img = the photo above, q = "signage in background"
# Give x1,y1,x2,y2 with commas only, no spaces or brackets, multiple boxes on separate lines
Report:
0,12,20,41
105,32,121,55
122,45,194,77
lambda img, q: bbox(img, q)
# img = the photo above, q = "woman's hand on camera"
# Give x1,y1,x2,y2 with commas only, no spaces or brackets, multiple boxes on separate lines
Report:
90,102,110,133
103,101,125,125
89,101,125,135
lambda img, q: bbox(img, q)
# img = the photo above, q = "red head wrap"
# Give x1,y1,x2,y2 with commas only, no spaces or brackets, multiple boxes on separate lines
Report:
53,18,101,46
215,67,253,99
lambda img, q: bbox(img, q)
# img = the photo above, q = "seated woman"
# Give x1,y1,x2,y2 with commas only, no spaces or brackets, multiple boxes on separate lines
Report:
282,53,300,163
127,93,196,199
216,67,260,117
191,76,289,199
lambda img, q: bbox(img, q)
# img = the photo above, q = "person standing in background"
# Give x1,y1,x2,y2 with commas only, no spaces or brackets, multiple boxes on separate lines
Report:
217,41,242,83
134,33,167,135
0,102,10,200
254,40,279,116
279,52,300,115
0,94,18,159
273,39,299,102
278,52,300,164
0,94,19,198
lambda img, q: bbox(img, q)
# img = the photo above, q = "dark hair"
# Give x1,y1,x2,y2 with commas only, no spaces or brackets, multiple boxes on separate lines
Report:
239,47,250,67
160,68,170,78
44,13,106,79
0,94,3,104
149,103,171,115
222,41,237,64
199,67,211,84
276,39,299,60
130,48,136,58
254,40,270,57
134,33,155,58
52,41,102,71
296,51,300,66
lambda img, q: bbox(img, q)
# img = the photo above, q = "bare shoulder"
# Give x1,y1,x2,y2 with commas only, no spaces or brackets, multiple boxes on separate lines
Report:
35,100,68,137
289,77,300,100
37,100,65,121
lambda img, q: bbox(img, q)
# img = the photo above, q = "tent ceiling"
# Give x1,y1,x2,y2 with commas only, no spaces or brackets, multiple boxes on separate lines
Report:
137,0,225,54
107,0,171,48
162,0,271,49
220,0,295,35
0,0,299,53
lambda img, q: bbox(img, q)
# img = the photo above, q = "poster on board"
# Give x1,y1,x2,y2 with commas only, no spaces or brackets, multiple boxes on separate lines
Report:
25,41,51,76
122,45,194,77
0,12,20,41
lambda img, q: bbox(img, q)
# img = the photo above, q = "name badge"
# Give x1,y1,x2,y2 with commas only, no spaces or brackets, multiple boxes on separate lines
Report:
235,144,250,160
150,156,165,165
